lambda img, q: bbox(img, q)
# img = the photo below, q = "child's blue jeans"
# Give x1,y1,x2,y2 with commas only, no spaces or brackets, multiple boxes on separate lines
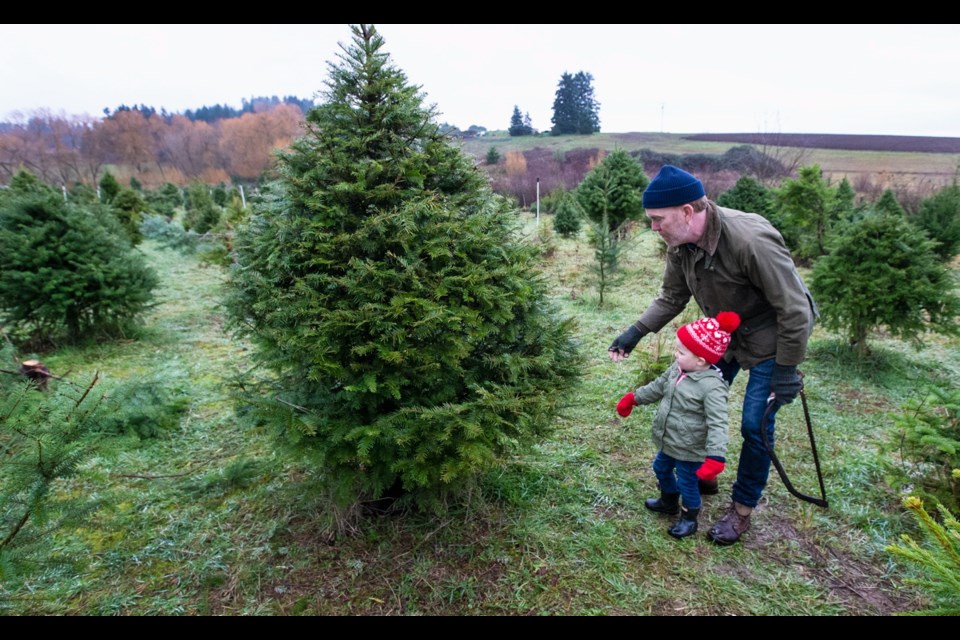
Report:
652,451,702,509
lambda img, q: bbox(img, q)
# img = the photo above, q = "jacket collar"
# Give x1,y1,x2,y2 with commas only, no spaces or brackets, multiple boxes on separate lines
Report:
677,364,724,380
694,201,721,256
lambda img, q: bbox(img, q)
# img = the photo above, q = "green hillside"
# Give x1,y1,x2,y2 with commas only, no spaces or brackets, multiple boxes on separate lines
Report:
461,131,960,191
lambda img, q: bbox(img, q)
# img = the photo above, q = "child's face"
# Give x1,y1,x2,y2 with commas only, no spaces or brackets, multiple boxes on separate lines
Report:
674,338,709,371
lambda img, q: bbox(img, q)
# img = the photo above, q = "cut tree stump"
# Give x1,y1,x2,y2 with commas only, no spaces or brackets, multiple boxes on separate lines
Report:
19,359,51,391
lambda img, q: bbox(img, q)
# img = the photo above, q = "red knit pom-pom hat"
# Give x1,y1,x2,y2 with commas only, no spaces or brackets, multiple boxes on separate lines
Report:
676,311,741,364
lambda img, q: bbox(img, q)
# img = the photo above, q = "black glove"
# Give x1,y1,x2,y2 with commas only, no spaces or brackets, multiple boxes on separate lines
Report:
771,363,802,404
608,323,647,357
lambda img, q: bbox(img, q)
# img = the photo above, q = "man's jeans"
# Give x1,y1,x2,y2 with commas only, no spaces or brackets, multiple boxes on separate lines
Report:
714,357,778,508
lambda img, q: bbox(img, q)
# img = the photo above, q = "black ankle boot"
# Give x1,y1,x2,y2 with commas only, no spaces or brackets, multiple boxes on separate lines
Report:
645,491,680,515
668,507,700,539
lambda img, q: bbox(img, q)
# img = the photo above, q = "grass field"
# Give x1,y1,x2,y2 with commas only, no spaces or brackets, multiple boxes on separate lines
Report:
2,214,955,615
461,131,960,193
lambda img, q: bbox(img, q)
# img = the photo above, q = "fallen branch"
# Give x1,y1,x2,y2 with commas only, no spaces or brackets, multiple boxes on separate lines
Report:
0,366,81,388
109,471,193,480
277,397,309,413
74,371,100,407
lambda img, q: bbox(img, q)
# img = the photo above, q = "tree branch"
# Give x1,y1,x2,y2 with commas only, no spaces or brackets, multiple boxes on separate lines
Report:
109,472,193,480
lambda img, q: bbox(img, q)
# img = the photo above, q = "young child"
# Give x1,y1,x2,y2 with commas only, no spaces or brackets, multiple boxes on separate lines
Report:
616,312,740,539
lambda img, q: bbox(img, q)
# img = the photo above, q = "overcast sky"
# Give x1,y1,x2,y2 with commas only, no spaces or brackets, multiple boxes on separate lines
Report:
3,24,958,137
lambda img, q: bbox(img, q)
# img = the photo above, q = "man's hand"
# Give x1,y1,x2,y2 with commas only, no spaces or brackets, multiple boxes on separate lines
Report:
696,457,725,482
617,392,637,418
608,324,646,362
771,364,802,404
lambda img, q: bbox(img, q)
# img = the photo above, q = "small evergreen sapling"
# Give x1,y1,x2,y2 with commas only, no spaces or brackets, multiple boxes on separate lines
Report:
99,172,121,204
885,387,960,508
831,177,857,224
773,164,834,261
885,494,960,616
0,373,109,580
0,188,159,345
183,182,221,234
811,209,960,356
913,184,960,262
576,149,648,234
552,191,583,238
110,188,148,245
585,212,622,308
716,175,776,220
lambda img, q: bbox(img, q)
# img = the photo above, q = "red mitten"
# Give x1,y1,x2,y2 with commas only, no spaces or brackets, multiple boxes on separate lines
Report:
696,457,725,481
617,392,637,417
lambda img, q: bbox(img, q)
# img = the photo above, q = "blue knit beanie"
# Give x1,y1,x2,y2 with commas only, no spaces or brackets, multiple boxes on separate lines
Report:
642,165,705,209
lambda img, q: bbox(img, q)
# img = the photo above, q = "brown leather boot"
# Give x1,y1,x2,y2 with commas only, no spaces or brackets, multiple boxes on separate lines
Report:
707,502,752,545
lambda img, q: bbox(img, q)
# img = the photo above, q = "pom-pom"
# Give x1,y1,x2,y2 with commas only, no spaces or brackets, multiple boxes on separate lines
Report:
716,311,741,333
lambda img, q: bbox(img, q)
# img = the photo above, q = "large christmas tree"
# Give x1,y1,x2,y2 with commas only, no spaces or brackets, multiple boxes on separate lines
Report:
225,25,582,508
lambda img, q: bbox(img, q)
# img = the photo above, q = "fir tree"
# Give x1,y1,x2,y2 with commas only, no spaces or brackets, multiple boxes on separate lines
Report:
575,150,646,285
99,171,120,204
110,188,148,245
224,24,583,510
523,112,534,134
811,209,960,356
5,170,55,200
551,71,600,135
716,175,776,219
572,72,600,134
508,105,529,137
914,184,960,262
885,388,960,508
874,188,906,217
145,182,183,220
507,106,533,137
774,164,834,262
0,188,158,345
831,177,857,224
576,149,648,233
586,214,622,307
0,374,110,580
160,182,184,208
550,73,576,136
183,182,221,234
886,495,960,616
212,183,228,207
552,191,583,238
69,182,98,205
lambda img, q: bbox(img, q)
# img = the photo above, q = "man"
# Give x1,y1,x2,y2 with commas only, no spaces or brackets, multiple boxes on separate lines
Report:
608,165,817,545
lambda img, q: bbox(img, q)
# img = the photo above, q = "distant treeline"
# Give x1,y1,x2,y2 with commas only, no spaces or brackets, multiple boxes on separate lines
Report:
102,96,316,124
0,97,316,188
182,96,315,123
